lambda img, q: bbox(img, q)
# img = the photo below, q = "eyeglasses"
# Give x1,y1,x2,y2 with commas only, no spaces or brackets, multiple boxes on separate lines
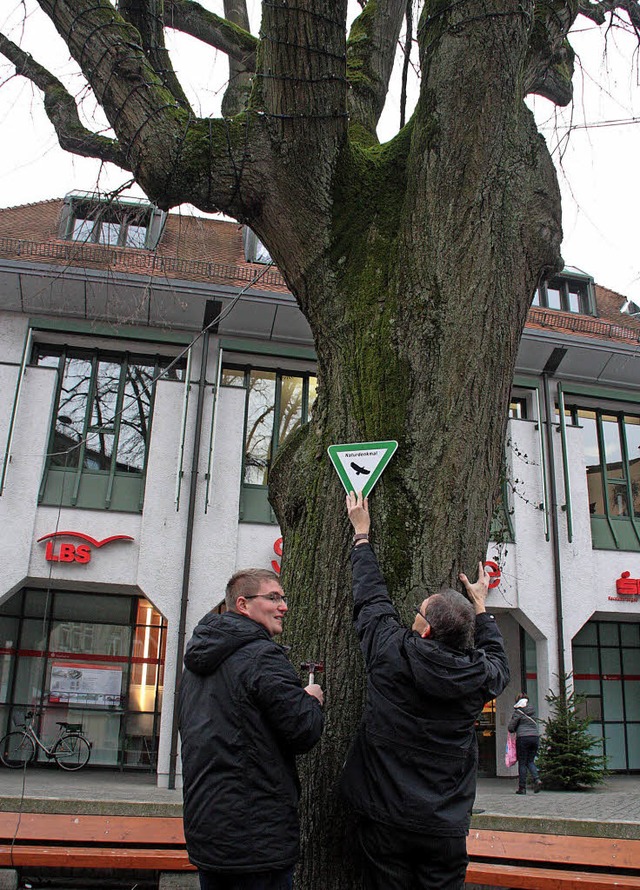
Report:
414,603,426,620
243,593,288,605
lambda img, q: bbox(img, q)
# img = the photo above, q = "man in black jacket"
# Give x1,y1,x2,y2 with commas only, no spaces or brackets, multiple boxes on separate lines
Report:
178,568,324,890
342,492,510,890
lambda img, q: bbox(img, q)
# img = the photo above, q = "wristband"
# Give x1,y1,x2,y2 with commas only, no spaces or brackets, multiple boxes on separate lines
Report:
352,533,369,544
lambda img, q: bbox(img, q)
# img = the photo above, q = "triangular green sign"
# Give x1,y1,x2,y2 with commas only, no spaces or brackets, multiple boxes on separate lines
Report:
327,441,398,497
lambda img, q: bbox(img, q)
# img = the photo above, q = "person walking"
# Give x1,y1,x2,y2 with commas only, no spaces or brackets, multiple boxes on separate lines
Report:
178,568,324,890
341,492,510,890
508,693,542,794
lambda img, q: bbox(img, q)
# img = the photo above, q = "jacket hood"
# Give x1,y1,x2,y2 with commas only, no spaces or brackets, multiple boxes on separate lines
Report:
515,701,536,719
184,610,271,675
405,635,488,700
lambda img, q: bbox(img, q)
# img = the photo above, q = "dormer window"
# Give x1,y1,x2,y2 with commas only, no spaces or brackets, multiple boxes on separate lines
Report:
532,268,596,315
60,192,166,250
242,226,272,264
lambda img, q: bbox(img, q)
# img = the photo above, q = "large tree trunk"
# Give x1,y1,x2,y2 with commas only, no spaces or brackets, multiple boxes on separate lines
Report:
268,6,562,888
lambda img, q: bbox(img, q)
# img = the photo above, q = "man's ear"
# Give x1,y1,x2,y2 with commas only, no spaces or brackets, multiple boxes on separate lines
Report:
420,623,431,639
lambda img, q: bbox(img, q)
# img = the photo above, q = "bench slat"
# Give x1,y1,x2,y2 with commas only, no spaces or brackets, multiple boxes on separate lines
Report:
0,813,185,845
468,829,640,869
0,845,195,871
466,862,640,890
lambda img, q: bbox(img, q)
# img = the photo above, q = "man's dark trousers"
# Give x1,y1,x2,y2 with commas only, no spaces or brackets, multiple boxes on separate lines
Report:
198,867,293,890
358,818,468,890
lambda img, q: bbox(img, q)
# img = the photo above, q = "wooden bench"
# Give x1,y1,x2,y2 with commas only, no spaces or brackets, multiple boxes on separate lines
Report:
0,811,194,872
2,813,640,887
466,828,640,889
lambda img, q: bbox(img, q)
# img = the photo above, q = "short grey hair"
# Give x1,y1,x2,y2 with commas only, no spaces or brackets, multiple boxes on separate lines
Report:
423,588,475,652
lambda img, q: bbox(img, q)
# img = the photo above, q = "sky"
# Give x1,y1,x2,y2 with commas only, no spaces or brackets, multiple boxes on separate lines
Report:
0,4,639,304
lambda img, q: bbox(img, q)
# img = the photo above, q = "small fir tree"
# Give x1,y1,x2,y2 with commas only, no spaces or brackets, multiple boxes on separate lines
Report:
537,677,608,791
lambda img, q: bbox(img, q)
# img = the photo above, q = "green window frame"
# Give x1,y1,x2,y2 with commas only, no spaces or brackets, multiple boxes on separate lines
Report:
563,402,640,550
222,363,317,523
573,620,640,771
35,345,184,513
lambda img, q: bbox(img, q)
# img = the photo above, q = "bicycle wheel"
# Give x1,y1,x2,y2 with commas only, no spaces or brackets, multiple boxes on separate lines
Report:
0,732,36,768
53,734,91,770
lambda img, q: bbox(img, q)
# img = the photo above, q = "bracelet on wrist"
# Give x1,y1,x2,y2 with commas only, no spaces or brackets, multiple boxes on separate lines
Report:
352,533,369,544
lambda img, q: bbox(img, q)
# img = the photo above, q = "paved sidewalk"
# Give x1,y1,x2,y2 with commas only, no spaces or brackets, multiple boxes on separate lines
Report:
1,769,639,837
473,774,640,838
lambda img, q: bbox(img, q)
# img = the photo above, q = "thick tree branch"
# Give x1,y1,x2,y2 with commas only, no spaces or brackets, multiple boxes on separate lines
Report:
579,0,640,31
163,0,257,69
15,0,271,216
524,1,580,106
525,0,640,105
346,0,407,139
117,0,192,109
221,0,252,117
0,32,128,168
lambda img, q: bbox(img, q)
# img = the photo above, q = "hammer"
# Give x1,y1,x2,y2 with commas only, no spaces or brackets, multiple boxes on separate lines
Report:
301,660,324,685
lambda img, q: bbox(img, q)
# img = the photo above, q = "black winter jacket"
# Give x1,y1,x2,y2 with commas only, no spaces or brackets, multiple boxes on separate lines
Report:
178,610,324,873
340,544,510,836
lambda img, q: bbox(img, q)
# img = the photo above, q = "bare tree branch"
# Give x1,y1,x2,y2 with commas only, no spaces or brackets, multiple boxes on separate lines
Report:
400,0,413,129
164,0,257,69
0,31,128,168
347,0,407,138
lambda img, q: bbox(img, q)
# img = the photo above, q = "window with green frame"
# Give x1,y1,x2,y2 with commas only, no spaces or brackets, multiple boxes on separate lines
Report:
35,345,184,512
561,402,640,550
222,364,317,523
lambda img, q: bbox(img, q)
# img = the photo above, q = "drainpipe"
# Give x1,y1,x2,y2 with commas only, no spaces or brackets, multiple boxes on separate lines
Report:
168,301,220,789
541,347,568,697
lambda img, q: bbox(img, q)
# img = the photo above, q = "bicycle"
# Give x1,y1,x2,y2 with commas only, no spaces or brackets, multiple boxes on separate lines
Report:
0,710,92,771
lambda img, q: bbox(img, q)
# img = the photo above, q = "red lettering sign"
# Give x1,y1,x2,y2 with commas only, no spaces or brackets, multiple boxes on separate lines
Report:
39,531,133,566
272,537,283,575
484,560,501,589
616,572,640,596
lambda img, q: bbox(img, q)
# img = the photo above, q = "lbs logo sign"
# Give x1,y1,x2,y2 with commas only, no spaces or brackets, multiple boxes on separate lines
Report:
38,531,134,565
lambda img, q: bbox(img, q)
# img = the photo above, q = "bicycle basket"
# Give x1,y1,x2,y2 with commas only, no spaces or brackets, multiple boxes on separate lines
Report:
12,710,27,728
66,724,83,732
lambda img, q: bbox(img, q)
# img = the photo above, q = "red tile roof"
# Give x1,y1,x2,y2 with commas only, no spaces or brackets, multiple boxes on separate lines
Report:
1,197,638,345
0,198,288,293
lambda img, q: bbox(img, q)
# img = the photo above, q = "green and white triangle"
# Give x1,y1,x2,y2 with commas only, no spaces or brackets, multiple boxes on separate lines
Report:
327,441,398,497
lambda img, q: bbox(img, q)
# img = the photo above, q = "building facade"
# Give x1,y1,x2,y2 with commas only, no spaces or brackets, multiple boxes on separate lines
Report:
0,194,638,784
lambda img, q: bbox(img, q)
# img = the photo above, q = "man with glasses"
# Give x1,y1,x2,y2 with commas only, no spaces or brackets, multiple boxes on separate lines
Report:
179,568,324,890
341,492,509,890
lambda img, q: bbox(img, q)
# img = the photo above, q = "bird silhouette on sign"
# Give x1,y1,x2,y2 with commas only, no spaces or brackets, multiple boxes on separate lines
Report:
351,461,371,476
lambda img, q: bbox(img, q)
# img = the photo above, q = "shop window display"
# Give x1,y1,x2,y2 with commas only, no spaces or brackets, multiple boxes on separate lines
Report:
0,589,165,770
